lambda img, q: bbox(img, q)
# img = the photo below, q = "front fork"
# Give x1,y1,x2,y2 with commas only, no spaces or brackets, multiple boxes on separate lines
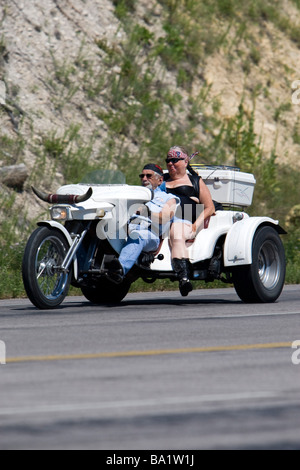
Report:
59,222,92,273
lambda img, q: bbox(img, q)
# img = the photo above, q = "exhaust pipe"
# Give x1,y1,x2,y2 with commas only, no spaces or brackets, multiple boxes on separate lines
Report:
32,186,93,204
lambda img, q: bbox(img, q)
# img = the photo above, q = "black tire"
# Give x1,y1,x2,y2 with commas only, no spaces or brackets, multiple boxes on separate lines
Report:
232,226,286,303
22,227,71,309
81,278,131,305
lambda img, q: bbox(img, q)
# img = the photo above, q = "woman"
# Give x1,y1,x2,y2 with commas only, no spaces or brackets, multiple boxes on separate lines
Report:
165,146,215,297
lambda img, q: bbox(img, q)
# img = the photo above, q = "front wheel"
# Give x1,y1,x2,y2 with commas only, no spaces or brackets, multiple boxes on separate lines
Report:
22,227,71,309
232,226,286,303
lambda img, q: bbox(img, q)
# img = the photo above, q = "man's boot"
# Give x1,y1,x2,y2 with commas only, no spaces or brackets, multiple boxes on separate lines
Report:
172,258,193,297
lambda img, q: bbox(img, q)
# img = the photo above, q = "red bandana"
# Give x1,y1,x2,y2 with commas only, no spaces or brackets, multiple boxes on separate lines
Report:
167,147,188,160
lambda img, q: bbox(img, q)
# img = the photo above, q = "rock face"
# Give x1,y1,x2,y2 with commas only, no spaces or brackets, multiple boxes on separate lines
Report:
0,0,121,169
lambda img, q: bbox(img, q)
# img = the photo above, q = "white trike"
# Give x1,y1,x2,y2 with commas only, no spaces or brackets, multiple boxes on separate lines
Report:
22,166,286,309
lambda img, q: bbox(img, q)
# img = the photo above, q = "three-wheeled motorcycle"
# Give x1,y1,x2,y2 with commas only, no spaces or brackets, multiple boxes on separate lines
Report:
22,166,286,309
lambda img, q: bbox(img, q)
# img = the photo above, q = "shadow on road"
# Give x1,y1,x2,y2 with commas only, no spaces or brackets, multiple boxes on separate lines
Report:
3,292,241,316
113,297,241,308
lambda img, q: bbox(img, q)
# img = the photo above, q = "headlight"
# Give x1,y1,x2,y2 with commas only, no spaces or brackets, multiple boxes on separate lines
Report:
51,207,72,221
96,208,106,218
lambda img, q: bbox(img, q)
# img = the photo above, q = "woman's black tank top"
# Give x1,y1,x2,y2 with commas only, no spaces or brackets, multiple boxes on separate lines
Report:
165,175,200,223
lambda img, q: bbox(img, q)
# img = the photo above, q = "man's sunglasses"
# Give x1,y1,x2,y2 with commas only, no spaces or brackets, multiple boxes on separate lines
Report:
166,158,185,165
139,173,154,179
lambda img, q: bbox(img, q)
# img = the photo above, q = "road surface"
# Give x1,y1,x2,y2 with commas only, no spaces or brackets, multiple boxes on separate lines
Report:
0,285,299,450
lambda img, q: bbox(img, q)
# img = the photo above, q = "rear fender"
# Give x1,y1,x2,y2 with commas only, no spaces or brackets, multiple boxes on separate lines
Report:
224,217,286,267
37,221,78,280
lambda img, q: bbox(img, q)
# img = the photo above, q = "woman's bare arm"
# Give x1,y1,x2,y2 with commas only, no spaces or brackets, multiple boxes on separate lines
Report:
193,179,215,234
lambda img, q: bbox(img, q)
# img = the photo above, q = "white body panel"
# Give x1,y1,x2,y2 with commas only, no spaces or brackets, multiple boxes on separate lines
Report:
57,184,152,218
224,217,280,267
152,211,239,272
189,211,243,263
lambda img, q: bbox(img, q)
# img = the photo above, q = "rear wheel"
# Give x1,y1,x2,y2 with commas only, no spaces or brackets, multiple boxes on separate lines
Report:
233,226,286,303
22,227,71,309
81,278,131,304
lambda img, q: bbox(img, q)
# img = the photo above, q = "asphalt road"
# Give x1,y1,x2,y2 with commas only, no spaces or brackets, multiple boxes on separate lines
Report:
0,285,299,450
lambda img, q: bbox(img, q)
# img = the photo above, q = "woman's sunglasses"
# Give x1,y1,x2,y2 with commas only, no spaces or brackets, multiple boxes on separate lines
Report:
166,158,185,165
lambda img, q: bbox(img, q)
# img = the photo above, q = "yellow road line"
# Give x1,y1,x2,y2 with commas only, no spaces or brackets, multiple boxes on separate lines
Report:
6,342,292,364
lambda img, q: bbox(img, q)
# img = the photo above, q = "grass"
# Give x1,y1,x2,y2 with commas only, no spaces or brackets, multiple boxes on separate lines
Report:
40,125,97,184
0,132,25,165
0,192,31,298
0,242,26,299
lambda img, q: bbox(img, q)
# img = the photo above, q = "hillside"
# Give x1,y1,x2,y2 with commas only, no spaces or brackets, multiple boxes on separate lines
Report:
0,0,300,296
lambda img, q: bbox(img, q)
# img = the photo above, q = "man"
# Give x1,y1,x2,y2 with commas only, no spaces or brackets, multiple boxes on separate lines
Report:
106,164,177,284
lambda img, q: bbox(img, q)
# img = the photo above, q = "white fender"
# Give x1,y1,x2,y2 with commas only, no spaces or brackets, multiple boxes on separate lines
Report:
37,221,78,280
224,217,284,267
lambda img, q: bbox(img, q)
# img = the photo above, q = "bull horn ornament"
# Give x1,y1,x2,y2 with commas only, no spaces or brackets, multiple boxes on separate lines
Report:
31,186,93,204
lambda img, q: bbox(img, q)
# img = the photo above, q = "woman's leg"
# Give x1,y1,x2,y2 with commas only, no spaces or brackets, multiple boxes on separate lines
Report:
169,222,192,259
169,222,193,297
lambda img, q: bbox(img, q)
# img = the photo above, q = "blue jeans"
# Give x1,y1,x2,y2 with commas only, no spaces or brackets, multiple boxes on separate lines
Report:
119,229,160,275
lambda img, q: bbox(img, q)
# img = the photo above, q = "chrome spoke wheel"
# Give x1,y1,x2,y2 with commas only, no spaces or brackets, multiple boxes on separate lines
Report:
23,227,71,309
35,237,69,300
